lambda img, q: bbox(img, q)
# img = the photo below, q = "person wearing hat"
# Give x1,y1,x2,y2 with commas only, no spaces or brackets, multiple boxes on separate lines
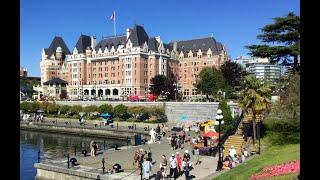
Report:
169,154,178,179
183,150,191,162
229,145,237,161
175,152,182,176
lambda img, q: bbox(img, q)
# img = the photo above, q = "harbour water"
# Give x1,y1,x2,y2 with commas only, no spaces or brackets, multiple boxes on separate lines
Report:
20,130,127,180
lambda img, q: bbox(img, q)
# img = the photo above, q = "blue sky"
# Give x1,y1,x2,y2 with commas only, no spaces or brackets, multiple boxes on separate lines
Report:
21,0,300,77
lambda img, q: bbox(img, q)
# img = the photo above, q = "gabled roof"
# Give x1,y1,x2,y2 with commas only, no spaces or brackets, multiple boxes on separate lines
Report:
127,25,149,47
95,36,127,52
43,78,68,85
170,37,223,54
147,37,159,51
46,36,71,58
75,35,91,53
163,43,172,51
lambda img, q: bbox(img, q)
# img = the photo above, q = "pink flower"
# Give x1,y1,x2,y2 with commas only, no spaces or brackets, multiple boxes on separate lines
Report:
249,160,300,180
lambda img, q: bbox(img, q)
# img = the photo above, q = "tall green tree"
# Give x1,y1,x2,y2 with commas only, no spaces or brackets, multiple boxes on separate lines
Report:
149,75,175,99
218,100,234,133
20,77,41,89
220,60,247,88
98,104,113,114
239,75,271,145
113,104,128,118
194,67,229,100
246,12,300,72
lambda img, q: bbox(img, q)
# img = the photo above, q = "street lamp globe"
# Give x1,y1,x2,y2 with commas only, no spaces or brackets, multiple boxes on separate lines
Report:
221,120,224,124
217,109,222,114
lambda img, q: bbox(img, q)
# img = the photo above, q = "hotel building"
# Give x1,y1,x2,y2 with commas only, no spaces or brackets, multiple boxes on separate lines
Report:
38,25,228,100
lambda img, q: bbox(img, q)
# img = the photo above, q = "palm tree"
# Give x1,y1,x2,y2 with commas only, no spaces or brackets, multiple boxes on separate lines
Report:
239,75,271,145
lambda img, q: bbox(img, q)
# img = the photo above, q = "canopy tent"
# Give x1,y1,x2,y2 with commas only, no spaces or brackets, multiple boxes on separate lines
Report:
99,113,112,119
98,113,113,125
201,131,219,138
36,109,45,113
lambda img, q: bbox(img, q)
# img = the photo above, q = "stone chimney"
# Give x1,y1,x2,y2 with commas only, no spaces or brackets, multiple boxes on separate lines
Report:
173,41,177,52
126,28,131,40
155,36,161,43
91,36,97,49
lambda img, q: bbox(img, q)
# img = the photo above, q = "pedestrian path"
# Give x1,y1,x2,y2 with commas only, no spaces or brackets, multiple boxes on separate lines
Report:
73,139,218,179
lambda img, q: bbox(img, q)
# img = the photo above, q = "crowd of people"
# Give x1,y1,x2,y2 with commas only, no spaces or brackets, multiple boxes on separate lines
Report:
134,124,203,180
222,146,250,170
141,149,193,180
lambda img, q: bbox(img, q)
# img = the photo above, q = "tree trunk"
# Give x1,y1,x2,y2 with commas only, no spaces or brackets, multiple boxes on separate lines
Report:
252,112,257,145
206,94,209,101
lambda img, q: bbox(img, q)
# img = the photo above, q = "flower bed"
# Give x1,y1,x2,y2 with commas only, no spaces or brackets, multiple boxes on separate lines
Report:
249,160,300,179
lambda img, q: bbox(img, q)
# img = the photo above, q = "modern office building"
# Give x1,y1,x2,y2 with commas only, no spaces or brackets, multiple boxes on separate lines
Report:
235,56,281,84
38,25,228,100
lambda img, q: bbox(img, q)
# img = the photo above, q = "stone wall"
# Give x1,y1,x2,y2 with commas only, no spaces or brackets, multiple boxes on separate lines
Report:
20,123,149,143
50,101,239,123
35,163,132,180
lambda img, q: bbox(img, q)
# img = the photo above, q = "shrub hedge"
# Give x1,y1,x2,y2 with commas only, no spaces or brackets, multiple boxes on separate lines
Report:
20,102,165,123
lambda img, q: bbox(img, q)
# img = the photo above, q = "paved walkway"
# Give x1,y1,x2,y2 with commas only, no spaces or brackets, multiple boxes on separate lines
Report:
43,136,219,179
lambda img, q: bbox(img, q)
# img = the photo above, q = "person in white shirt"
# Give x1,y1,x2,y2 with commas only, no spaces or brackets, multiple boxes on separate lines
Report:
229,145,237,161
243,148,249,157
169,154,178,179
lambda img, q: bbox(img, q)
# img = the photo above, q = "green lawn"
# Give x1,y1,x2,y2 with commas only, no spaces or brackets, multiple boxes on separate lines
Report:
214,143,300,180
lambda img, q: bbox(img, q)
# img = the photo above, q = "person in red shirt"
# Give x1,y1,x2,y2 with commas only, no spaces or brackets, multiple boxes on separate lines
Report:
175,152,182,176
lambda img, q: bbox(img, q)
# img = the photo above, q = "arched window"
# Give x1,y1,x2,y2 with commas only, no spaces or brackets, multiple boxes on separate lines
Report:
113,89,119,95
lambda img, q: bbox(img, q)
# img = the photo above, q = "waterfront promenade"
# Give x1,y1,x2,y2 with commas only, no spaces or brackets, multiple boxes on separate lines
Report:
36,137,218,179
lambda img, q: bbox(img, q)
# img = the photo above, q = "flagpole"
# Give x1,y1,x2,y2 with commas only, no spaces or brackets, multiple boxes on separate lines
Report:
114,11,116,37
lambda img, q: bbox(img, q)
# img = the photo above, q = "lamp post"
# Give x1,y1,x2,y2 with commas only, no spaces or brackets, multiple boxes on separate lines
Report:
173,83,178,102
215,109,224,171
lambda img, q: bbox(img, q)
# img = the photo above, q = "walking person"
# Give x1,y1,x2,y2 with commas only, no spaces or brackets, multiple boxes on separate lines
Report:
229,145,237,161
90,140,95,156
171,135,177,150
133,150,140,167
183,150,191,162
160,155,168,178
142,157,152,180
155,167,165,180
169,154,178,179
182,158,191,180
175,152,182,176
193,146,200,165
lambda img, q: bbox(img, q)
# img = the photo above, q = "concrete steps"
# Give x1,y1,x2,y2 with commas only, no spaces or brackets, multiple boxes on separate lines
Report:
223,135,244,157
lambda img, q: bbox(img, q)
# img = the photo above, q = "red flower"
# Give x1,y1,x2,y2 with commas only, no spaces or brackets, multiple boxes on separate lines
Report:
249,160,300,179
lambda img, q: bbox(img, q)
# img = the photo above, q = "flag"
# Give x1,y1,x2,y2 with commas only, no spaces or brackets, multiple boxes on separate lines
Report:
110,11,115,21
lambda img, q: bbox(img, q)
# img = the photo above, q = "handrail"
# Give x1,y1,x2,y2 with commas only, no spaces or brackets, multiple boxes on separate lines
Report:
211,112,244,156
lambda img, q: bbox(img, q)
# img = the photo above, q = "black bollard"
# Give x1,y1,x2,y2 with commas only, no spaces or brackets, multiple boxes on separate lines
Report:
97,175,100,180
104,140,106,150
67,154,70,168
148,126,149,131
38,149,40,163
74,146,76,156
117,123,118,130
102,158,105,174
